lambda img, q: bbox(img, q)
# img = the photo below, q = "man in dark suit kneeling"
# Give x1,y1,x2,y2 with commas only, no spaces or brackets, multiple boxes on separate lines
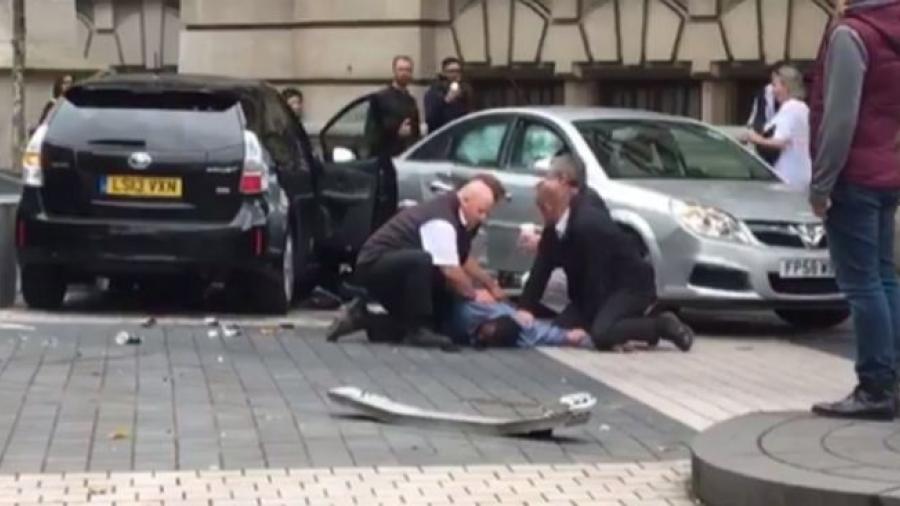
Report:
515,155,694,352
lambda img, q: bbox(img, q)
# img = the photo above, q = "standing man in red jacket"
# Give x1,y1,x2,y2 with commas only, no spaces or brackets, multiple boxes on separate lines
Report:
809,0,900,420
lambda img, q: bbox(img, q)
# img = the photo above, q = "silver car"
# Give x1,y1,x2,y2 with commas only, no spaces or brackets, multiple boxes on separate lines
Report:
387,107,848,330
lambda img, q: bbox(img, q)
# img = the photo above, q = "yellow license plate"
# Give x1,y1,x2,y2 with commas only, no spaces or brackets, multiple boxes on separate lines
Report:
103,175,182,198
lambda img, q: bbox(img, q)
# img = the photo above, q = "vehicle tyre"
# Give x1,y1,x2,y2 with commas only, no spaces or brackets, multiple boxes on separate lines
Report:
254,231,295,314
775,308,851,330
21,265,67,310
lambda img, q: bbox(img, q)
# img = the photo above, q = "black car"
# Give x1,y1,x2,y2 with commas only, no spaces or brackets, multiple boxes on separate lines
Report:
16,74,386,313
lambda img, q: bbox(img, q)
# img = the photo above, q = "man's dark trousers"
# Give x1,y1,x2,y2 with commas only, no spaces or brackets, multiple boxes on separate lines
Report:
555,286,658,349
827,183,900,393
357,250,450,337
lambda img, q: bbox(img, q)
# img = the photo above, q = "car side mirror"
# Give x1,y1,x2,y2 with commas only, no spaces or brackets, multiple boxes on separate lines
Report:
533,157,552,172
333,146,356,163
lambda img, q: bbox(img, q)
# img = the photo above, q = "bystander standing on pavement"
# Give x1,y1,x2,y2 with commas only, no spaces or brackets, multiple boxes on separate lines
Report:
742,65,812,189
745,61,785,165
282,87,305,121
424,57,473,133
326,174,507,350
365,55,422,229
515,155,694,353
37,74,73,125
808,0,900,421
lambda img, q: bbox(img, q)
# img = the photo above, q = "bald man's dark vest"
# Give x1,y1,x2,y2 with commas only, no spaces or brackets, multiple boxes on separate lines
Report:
356,193,477,267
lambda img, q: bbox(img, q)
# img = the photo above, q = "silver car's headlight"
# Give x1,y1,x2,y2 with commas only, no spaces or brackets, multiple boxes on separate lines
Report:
671,200,752,244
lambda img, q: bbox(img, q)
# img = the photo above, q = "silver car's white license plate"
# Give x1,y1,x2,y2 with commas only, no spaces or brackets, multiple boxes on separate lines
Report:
779,258,834,279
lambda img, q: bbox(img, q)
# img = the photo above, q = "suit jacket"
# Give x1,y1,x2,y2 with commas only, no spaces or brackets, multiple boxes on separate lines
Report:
520,189,655,320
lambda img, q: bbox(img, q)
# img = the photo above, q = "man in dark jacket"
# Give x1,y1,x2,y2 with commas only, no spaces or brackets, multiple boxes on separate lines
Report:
808,0,900,420
364,55,423,229
326,174,507,348
366,55,421,158
515,155,693,352
424,57,473,133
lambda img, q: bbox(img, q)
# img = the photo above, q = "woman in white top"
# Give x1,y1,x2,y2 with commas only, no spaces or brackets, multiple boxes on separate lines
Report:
743,65,812,189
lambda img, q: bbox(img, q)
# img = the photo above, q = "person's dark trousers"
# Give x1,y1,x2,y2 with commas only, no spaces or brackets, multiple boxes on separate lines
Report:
373,157,399,230
555,288,658,350
357,250,442,341
826,183,900,395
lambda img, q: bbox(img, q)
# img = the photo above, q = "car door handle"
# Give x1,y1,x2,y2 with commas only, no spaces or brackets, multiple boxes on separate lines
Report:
430,180,454,194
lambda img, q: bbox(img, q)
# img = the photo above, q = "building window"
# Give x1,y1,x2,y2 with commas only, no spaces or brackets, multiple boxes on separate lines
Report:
597,81,701,119
76,0,93,22
470,79,563,109
736,79,769,125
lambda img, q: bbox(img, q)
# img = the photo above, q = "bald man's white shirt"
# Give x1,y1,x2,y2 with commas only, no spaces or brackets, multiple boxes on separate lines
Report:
419,209,468,267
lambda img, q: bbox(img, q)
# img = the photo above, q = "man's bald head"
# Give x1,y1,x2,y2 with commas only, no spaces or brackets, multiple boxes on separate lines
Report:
458,174,506,229
548,153,586,190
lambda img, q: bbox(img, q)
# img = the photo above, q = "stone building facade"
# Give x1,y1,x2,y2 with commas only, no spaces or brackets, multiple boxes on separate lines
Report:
2,0,838,167
179,0,837,129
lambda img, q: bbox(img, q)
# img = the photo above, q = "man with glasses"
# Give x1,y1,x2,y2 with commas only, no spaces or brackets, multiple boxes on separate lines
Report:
424,57,473,134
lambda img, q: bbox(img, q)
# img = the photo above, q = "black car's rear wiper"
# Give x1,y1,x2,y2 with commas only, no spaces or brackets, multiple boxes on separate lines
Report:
88,138,146,147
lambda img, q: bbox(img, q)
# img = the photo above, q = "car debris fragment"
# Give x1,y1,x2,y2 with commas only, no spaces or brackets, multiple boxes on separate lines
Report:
114,331,142,346
328,386,596,437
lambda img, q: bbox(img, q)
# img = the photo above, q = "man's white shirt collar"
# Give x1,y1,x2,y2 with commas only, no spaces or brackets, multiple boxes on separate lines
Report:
555,208,570,238
458,209,468,228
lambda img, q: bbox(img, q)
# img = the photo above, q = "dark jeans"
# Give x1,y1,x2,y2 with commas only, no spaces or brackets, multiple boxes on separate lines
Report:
826,183,900,392
357,249,450,334
555,288,658,350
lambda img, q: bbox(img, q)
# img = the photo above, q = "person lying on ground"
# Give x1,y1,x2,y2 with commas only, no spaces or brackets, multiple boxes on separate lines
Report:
444,300,588,348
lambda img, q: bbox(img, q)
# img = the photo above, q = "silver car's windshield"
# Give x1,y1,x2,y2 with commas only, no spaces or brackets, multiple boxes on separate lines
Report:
574,120,776,181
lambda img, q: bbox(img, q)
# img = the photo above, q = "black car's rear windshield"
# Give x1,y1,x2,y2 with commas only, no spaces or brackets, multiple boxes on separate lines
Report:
574,119,776,181
46,88,244,152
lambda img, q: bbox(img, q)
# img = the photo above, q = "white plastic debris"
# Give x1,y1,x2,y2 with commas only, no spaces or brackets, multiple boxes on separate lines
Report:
115,331,142,346
207,330,219,339
221,323,241,338
217,355,224,363
204,317,219,326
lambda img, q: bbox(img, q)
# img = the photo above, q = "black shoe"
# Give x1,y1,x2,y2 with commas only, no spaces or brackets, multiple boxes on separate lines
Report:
811,385,896,421
404,327,460,353
657,312,694,352
325,298,367,342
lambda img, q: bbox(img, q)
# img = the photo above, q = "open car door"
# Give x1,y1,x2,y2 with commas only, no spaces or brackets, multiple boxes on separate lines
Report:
317,94,381,261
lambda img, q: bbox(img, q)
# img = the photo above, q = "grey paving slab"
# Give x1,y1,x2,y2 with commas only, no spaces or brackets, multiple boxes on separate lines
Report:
0,320,694,472
692,411,900,506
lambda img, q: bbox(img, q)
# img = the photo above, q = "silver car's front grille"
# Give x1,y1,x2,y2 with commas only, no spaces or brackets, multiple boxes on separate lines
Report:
745,221,828,250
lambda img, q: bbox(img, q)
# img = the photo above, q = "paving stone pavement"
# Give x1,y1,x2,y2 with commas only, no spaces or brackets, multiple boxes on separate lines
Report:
0,320,694,474
0,308,858,504
0,460,694,505
543,320,855,430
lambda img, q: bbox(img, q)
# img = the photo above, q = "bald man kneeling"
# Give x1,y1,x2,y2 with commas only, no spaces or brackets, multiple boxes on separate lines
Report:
327,174,508,349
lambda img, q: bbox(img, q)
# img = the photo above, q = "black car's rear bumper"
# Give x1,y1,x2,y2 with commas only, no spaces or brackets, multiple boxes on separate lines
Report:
16,197,282,278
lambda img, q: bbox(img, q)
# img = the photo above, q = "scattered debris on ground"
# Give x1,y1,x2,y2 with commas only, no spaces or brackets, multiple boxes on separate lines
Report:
204,316,219,327
107,428,130,440
221,323,241,338
140,317,157,328
114,331,142,346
